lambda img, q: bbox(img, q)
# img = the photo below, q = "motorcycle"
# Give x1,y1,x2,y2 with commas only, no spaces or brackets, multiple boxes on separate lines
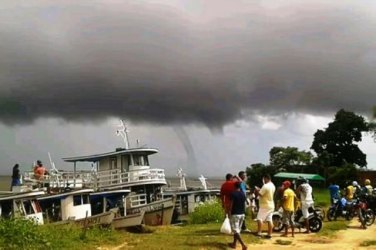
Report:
345,195,375,228
272,206,322,233
327,197,351,221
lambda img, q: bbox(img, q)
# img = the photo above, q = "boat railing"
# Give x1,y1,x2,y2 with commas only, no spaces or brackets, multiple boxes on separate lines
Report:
23,170,93,189
94,168,166,189
127,193,147,208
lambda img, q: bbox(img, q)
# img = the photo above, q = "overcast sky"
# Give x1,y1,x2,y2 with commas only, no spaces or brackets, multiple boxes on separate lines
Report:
1,1,375,177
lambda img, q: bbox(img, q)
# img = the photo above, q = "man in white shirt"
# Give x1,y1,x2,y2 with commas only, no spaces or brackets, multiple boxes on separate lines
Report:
296,177,314,233
255,174,276,239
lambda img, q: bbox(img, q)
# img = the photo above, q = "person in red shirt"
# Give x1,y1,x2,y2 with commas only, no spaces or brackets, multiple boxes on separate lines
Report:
220,173,235,215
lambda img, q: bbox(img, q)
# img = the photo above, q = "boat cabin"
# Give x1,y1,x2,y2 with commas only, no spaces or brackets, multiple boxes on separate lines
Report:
38,189,93,222
62,147,167,191
0,191,45,224
90,189,130,216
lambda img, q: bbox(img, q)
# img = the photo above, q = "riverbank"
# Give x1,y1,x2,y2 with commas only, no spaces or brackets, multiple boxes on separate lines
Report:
100,219,376,250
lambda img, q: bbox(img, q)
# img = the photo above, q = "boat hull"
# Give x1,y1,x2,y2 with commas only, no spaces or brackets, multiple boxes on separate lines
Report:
126,197,175,226
112,210,145,229
74,208,118,227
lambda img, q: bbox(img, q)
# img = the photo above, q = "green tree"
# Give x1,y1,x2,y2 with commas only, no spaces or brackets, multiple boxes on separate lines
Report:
246,163,277,188
269,146,313,168
311,109,369,168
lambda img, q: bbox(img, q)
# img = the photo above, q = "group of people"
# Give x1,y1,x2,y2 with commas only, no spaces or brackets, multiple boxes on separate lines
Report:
220,172,314,249
328,179,374,205
10,160,49,189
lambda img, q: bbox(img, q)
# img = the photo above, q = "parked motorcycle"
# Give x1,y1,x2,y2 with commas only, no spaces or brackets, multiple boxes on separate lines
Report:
345,195,375,228
272,207,322,232
327,197,351,221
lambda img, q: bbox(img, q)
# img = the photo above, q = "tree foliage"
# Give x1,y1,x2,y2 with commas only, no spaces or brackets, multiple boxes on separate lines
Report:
269,146,313,169
311,109,369,168
246,163,277,188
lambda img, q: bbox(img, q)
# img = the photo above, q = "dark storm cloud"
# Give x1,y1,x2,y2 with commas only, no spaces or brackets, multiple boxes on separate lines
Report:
1,0,376,127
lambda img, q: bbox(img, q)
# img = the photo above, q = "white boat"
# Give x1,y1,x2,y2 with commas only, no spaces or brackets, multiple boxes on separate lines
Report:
162,169,220,222
0,190,45,224
90,189,145,228
23,120,175,225
60,121,175,225
37,189,116,227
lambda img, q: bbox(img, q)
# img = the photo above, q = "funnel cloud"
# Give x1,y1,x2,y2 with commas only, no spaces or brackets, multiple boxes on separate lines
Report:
1,1,375,128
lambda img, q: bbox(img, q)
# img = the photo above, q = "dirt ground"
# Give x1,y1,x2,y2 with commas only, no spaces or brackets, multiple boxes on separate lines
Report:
248,219,376,250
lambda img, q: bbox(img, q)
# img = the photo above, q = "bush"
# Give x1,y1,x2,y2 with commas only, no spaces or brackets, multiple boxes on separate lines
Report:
0,218,124,250
189,199,224,224
0,218,48,249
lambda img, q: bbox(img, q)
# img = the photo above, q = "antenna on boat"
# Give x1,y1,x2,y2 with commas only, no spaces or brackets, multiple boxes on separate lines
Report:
48,152,58,174
198,175,208,190
177,168,187,191
116,119,130,149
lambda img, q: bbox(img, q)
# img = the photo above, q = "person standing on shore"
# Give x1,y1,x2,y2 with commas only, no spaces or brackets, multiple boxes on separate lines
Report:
228,181,248,250
281,180,296,237
220,173,235,215
11,164,21,188
233,171,251,233
255,174,275,239
296,177,314,234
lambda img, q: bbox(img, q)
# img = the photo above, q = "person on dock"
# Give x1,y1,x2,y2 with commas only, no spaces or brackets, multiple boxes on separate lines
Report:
11,164,21,188
255,174,275,239
34,160,49,181
228,181,248,250
281,180,296,237
220,173,235,216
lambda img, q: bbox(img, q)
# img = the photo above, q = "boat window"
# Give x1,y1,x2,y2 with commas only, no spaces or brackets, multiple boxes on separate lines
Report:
132,155,149,166
73,195,82,206
0,201,12,218
14,200,26,216
23,200,35,215
82,195,90,204
110,157,117,170
133,155,142,166
143,156,149,166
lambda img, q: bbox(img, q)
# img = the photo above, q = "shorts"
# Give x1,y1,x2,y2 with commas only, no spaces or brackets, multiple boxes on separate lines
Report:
257,207,274,222
282,210,294,226
231,214,245,234
301,202,314,219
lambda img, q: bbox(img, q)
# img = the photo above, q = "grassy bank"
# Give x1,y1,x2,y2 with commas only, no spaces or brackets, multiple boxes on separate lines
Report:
119,223,261,250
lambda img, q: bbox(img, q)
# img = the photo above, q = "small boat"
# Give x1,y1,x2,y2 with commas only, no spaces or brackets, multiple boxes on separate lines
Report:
126,196,176,226
38,189,116,227
162,169,220,222
90,189,145,229
0,190,45,224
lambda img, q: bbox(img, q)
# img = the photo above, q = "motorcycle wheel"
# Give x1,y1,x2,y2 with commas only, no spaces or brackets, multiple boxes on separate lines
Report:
345,209,354,220
364,209,375,226
314,206,326,221
309,217,322,232
327,208,337,221
272,214,284,232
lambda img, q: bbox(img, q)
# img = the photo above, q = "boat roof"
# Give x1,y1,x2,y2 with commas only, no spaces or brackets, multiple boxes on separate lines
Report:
163,189,220,196
0,191,45,201
90,190,130,196
38,189,94,201
62,147,158,162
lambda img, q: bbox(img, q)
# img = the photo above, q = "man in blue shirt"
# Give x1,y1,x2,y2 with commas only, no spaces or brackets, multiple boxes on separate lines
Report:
233,171,251,233
228,181,248,250
328,181,340,205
